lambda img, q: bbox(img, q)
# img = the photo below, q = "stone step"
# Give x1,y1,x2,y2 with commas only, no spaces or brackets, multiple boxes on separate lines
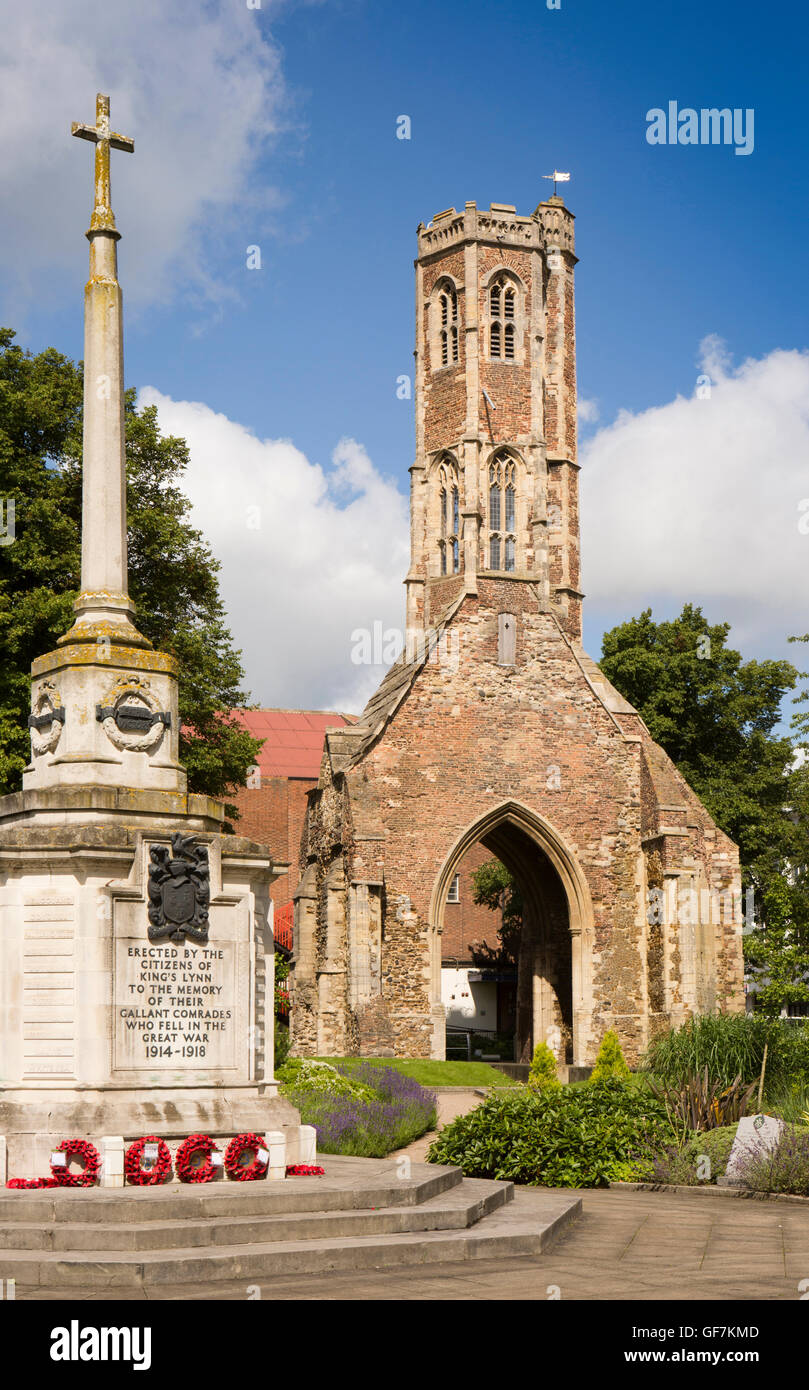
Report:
2,1178,510,1252
2,1190,581,1287
0,1158,460,1225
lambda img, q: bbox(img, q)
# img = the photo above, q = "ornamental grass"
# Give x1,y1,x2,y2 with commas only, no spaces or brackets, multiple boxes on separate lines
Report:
643,1014,809,1090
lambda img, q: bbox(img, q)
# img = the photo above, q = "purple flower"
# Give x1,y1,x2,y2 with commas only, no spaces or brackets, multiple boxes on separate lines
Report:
287,1063,437,1157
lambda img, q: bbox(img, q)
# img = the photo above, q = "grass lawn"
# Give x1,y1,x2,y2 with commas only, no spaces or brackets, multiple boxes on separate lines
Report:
317,1057,519,1088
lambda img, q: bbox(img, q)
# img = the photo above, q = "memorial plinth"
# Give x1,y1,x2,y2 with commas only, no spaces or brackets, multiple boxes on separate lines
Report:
0,94,301,1177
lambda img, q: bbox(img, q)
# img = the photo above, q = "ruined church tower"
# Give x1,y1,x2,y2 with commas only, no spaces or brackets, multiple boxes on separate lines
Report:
291,198,745,1067
405,197,582,643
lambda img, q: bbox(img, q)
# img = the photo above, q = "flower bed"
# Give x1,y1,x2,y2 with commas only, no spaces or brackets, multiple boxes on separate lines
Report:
281,1060,437,1158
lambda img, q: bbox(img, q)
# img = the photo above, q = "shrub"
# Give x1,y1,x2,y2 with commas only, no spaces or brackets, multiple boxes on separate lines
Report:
284,1062,437,1158
647,1068,757,1138
427,1080,674,1187
644,1014,809,1090
649,1126,738,1186
528,1042,561,1090
277,1058,376,1101
765,1078,809,1124
590,1030,631,1084
733,1125,809,1196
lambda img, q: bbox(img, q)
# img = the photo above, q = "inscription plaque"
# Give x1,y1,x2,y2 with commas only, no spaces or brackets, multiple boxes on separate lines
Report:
113,940,238,1072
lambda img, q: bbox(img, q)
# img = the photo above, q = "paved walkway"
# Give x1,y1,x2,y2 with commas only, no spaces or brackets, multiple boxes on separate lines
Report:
389,1087,484,1163
19,1187,809,1301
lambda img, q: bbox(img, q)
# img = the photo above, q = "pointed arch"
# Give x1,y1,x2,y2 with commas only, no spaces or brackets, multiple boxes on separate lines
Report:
430,450,463,576
482,267,526,364
428,800,595,1063
486,447,521,572
430,275,461,369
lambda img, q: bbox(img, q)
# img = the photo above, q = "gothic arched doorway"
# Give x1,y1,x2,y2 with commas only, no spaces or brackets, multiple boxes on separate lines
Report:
429,802,594,1065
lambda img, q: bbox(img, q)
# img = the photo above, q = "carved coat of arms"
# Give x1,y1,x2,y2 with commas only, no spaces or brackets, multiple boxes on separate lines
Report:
148,833,210,943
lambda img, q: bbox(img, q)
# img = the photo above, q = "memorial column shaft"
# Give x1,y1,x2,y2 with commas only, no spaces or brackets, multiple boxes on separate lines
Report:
80,226,128,598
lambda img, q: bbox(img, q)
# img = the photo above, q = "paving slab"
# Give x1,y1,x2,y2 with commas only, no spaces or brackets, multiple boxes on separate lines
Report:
9,1183,809,1301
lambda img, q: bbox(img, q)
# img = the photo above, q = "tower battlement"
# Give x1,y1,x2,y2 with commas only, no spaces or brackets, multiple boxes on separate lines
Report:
416,200,575,258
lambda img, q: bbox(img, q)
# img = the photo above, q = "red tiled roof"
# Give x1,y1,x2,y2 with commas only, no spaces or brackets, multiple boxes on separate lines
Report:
231,708,355,779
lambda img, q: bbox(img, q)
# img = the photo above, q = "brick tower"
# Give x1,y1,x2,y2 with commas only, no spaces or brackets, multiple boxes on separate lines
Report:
406,197,581,643
291,198,745,1067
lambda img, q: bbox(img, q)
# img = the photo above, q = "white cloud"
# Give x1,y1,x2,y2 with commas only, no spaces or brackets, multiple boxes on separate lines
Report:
0,0,289,318
138,338,809,713
577,397,600,424
138,388,410,713
581,339,809,659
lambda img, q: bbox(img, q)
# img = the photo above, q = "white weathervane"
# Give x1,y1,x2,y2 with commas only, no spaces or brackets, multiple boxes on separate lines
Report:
544,170,571,197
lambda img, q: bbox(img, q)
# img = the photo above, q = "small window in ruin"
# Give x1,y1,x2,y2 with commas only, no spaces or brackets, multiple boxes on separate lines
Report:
447,873,460,903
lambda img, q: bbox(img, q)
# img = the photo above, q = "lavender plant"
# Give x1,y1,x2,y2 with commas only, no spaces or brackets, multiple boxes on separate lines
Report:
733,1125,809,1196
284,1061,437,1158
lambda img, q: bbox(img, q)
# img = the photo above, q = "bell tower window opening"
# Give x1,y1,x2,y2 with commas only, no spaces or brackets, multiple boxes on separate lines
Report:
488,452,517,572
436,456,462,576
487,273,521,362
435,282,459,368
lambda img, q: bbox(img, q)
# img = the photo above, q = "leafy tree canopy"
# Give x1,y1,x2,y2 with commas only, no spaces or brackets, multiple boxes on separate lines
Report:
469,857,522,966
600,604,809,1015
0,328,261,816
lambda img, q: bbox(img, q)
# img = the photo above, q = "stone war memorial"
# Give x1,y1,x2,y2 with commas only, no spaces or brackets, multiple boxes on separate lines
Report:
0,95,307,1181
292,198,746,1066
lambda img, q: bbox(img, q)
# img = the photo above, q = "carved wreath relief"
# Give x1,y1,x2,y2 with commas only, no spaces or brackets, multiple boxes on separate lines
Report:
28,679,65,756
96,674,170,753
148,833,210,944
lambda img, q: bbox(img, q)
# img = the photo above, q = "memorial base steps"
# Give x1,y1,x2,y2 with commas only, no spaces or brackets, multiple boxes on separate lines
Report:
0,1157,581,1288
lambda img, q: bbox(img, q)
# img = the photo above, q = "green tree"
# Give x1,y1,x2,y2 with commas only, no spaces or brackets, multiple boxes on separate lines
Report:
590,1029,631,1083
600,604,809,1015
528,1040,561,1090
0,329,261,814
469,857,522,966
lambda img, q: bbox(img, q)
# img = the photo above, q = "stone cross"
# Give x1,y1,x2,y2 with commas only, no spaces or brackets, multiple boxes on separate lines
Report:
63,94,145,647
72,93,134,234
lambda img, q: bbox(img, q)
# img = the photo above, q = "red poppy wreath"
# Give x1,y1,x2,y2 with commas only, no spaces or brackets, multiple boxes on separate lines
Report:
50,1139,100,1187
124,1135,173,1186
6,1176,59,1189
224,1132,269,1182
175,1133,219,1183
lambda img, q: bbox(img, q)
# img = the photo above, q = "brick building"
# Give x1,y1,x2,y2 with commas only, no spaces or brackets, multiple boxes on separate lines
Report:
291,197,746,1065
229,709,355,925
230,711,505,1015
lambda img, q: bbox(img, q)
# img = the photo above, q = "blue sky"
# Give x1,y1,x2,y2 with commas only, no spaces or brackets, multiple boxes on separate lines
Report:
2,0,808,712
